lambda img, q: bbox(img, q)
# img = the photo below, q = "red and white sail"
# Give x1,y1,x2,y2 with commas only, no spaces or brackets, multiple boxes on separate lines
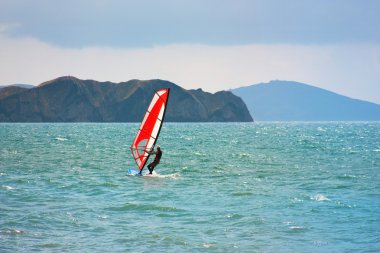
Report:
130,88,170,170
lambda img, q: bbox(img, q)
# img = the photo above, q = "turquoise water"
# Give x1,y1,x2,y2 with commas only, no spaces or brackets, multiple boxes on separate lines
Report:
1,122,379,253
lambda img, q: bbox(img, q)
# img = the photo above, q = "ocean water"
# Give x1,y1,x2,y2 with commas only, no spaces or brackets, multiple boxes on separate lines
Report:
1,122,379,253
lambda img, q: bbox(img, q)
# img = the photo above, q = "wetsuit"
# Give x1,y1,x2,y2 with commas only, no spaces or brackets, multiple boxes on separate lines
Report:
147,149,162,174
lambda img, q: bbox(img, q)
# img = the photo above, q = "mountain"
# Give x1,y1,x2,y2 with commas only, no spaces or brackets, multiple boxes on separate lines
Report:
232,80,380,121
0,86,30,100
0,84,34,100
0,84,34,89
0,76,253,122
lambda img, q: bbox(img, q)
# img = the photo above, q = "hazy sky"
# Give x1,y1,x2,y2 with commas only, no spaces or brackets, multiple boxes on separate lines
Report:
0,0,379,103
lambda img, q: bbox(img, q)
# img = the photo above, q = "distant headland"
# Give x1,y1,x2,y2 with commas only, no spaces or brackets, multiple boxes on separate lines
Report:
0,76,253,122
232,80,380,121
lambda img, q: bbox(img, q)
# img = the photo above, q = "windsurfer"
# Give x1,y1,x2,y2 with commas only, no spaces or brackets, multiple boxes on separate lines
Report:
144,146,162,174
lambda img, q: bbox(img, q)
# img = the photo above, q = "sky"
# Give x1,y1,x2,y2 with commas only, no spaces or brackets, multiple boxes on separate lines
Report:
0,0,379,104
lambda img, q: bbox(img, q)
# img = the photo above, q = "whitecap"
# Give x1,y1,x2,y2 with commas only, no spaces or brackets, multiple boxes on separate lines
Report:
289,226,304,230
203,243,214,248
313,240,328,246
55,136,67,141
291,197,303,203
239,153,250,158
312,194,330,202
2,185,15,190
180,135,193,141
341,174,357,179
97,215,108,220
0,229,24,234
143,171,180,179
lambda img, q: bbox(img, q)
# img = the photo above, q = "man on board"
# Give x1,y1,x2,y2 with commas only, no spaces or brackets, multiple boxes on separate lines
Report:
144,145,162,174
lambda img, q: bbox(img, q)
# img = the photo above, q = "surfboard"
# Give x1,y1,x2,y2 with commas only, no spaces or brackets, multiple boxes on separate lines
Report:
127,168,141,176
127,168,180,178
144,172,180,179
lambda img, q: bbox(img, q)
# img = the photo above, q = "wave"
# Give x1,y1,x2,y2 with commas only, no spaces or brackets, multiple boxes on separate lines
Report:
0,229,25,235
336,174,357,179
143,172,181,179
101,182,119,187
55,136,68,141
1,185,15,190
289,226,306,231
312,194,330,202
108,202,186,213
232,192,253,197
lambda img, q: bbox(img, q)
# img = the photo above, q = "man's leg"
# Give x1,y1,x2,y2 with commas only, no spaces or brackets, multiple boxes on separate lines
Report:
149,162,158,174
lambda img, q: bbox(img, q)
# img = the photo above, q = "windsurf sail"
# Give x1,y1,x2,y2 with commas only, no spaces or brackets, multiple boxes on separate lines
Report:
130,88,170,171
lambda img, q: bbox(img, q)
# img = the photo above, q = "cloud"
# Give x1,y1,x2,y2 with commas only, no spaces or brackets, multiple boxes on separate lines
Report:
0,22,19,33
1,1,379,47
0,32,379,104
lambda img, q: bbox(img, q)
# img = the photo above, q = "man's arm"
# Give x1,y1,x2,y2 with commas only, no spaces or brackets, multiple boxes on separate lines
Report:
145,149,156,154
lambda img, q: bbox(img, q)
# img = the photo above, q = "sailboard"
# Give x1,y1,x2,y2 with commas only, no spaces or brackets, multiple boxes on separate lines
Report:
130,88,170,173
